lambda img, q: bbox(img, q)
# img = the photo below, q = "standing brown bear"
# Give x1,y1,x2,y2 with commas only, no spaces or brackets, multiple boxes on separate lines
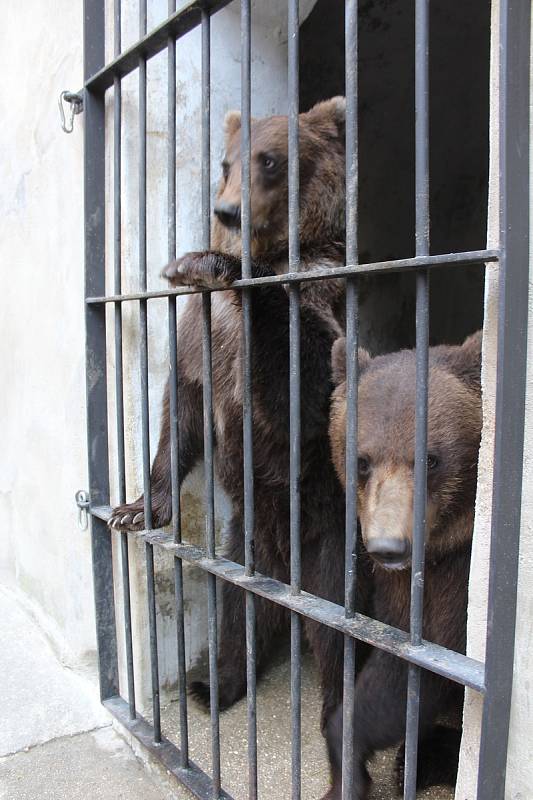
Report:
325,331,483,800
109,98,371,734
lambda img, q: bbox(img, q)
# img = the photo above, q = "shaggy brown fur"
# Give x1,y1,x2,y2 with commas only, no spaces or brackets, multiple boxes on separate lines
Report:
323,331,483,800
108,98,371,738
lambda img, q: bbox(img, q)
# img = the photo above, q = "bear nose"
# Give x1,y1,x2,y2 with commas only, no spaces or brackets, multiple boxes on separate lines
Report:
214,201,241,228
366,537,411,567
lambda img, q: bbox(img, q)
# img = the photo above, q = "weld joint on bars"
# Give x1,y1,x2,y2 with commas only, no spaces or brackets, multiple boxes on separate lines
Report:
84,0,233,93
100,523,484,693
86,249,499,305
89,503,485,693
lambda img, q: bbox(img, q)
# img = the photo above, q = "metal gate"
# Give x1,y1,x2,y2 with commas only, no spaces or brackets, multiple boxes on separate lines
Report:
82,1,530,798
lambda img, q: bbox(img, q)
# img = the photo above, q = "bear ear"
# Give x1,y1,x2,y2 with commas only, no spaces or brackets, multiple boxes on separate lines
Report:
439,330,483,393
331,337,371,386
306,96,346,137
224,110,242,144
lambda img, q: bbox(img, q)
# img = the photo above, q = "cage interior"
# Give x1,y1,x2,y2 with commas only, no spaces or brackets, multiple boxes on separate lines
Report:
300,0,490,353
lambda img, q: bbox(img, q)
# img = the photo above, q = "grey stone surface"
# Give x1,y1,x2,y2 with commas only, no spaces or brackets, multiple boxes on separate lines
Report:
0,587,452,799
0,727,187,800
0,588,187,800
0,588,109,757
161,651,454,800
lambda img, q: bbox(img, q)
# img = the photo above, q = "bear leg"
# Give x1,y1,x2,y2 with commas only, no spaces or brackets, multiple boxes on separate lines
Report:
190,530,289,711
108,373,203,532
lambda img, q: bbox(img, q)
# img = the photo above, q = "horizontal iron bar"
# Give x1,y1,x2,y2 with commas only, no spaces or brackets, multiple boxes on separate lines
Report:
85,0,232,93
145,532,485,692
86,249,498,305
103,696,234,800
91,501,485,693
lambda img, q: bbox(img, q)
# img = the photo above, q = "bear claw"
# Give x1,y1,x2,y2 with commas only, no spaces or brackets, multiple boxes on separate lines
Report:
107,508,147,532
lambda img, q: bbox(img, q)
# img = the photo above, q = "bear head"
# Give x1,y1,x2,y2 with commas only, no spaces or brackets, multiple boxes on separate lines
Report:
329,331,483,569
212,97,346,259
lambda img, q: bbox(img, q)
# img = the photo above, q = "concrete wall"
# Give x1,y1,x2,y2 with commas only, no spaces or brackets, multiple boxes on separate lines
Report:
0,0,95,670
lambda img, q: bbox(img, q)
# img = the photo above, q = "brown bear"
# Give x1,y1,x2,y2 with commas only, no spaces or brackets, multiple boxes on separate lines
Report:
324,330,483,799
108,98,372,734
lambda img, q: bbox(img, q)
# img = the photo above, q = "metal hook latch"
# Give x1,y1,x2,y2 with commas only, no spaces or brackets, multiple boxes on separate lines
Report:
75,489,90,531
59,90,84,133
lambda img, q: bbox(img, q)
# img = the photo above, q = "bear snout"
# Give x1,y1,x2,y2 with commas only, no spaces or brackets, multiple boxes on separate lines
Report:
214,200,241,229
365,536,412,570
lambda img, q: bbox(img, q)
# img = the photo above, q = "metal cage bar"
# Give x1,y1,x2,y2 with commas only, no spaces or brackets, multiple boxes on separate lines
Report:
84,0,119,704
113,0,136,722
167,0,190,768
476,0,530,796
403,0,430,795
138,0,162,744
240,1,258,798
342,1,360,798
86,0,234,93
87,249,499,304
200,9,222,797
287,2,302,799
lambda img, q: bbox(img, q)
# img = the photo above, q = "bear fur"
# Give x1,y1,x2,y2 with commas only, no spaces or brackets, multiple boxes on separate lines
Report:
108,98,371,734
324,331,483,800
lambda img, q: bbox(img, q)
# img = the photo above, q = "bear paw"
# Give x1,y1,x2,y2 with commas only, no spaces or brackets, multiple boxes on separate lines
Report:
108,502,147,532
189,675,246,712
161,251,241,289
189,679,212,711
107,497,171,532
394,726,460,792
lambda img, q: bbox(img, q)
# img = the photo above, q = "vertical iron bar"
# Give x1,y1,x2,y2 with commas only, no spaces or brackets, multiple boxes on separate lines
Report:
114,0,136,721
84,0,119,703
240,1,257,798
342,2,358,798
477,1,530,797
139,0,161,745
201,10,221,798
167,0,189,767
404,0,429,796
288,2,301,799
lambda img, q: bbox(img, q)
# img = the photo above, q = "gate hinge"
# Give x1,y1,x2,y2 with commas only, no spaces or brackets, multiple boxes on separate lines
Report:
58,90,84,133
75,489,90,531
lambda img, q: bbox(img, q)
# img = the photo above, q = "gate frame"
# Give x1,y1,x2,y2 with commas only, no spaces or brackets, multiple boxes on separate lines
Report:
82,1,530,798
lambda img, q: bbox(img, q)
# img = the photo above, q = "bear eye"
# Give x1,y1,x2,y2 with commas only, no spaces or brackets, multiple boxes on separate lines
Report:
358,457,371,477
427,454,439,471
262,154,277,171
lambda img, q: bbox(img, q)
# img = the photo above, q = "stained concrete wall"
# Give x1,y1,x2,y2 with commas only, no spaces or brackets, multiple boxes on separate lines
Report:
0,0,95,670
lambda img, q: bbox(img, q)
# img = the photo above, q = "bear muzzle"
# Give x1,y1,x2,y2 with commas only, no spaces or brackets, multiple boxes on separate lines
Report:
214,200,241,229
365,536,412,570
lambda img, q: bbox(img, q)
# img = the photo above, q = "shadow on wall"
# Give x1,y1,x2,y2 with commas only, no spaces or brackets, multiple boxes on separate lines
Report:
300,0,490,352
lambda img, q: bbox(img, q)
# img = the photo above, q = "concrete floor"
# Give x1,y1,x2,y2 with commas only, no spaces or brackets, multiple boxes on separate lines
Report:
161,651,455,800
0,727,176,800
0,588,182,800
0,587,454,799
